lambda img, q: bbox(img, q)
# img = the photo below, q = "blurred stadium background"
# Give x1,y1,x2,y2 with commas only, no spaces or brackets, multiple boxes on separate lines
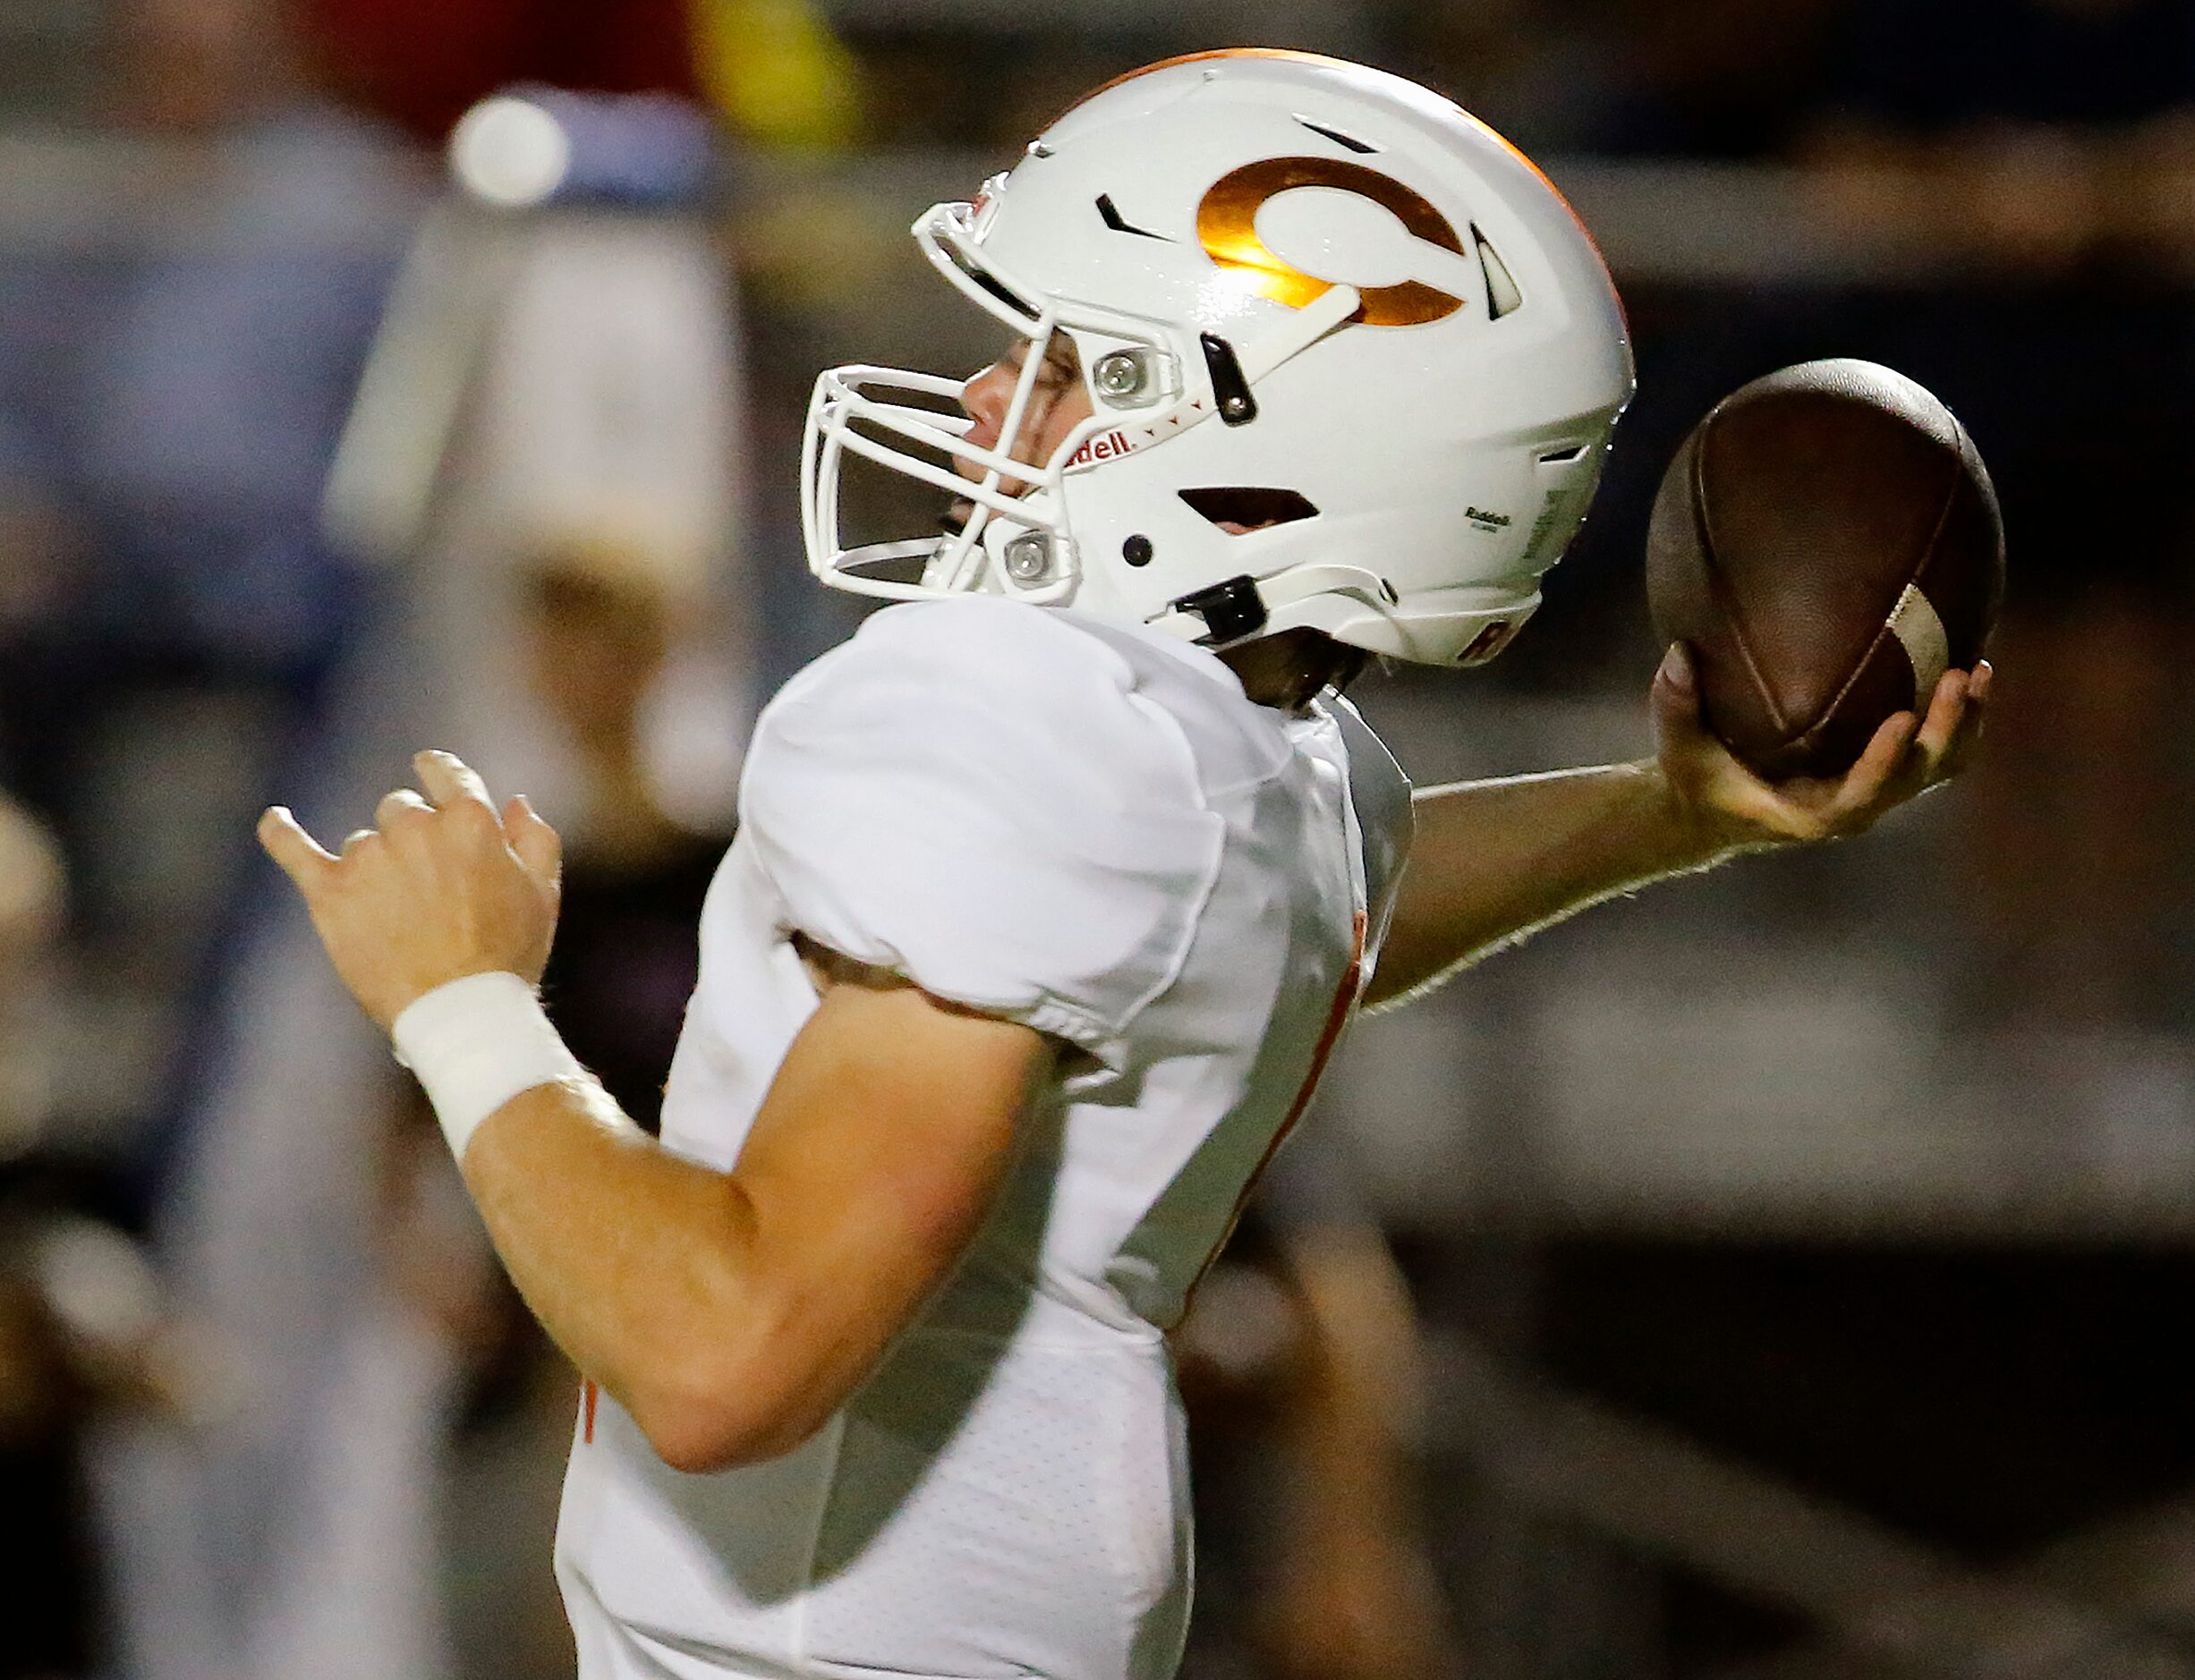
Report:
5,2,2195,1677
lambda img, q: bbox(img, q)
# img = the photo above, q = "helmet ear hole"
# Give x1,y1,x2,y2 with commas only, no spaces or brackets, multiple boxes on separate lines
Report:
1178,488,1320,532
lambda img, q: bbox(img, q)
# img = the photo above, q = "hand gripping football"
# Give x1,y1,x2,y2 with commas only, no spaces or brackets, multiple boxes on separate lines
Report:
1646,359,2004,780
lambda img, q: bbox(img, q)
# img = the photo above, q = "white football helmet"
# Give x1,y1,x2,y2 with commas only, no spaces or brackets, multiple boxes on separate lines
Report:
802,49,1635,666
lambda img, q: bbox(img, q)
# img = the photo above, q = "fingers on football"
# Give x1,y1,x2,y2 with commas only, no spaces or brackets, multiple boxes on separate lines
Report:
258,806,336,894
1940,660,1992,779
413,750,497,815
1649,643,1705,738
1912,668,1970,774
503,793,563,888
1827,708,1920,824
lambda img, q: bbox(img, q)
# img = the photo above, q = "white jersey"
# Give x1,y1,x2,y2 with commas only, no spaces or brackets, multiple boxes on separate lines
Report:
555,598,1412,1680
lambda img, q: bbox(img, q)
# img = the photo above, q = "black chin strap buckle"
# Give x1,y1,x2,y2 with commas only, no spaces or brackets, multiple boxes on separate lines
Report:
1174,574,1268,645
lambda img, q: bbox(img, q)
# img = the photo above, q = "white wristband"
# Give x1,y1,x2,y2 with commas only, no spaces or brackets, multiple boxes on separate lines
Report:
390,971,585,1162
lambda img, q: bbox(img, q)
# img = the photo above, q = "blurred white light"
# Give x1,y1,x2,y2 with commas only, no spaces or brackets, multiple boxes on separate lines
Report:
449,97,572,209
32,1218,161,1350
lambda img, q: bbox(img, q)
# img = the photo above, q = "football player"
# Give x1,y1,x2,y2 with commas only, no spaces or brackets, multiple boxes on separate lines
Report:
259,51,1986,1680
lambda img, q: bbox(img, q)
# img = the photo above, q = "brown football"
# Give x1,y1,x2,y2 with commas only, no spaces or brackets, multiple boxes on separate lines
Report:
1645,359,2004,781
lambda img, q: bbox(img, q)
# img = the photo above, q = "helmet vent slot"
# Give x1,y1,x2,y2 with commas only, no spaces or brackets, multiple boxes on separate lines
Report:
1473,224,1524,318
1178,488,1321,531
1538,443,1588,464
1294,115,1382,155
1095,193,1173,242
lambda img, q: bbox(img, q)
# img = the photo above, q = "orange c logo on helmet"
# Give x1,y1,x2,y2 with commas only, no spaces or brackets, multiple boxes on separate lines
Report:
1196,157,1466,327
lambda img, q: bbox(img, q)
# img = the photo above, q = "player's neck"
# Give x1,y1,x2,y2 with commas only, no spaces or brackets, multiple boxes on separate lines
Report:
1217,629,1368,714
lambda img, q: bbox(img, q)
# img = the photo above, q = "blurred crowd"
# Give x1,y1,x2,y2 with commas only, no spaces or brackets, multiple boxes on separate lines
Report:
4,1,2195,1677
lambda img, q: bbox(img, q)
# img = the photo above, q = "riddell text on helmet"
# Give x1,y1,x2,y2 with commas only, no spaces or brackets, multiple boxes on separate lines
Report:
1066,428,1136,467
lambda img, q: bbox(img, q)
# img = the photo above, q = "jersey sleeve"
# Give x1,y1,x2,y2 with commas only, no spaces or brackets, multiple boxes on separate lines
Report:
738,601,1227,1065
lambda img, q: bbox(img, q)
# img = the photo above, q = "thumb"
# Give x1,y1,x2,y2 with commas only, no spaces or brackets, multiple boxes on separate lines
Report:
504,794,562,893
258,806,336,899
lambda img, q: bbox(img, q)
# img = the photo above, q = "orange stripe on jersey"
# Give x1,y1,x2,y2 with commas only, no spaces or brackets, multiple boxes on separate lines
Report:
1270,909,1368,1150
583,1379,600,1444
1176,910,1367,1325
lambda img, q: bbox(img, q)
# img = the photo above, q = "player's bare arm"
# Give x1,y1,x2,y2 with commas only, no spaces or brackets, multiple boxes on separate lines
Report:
259,751,1052,1473
1364,647,1990,1009
955,327,1993,1021
464,972,1048,1471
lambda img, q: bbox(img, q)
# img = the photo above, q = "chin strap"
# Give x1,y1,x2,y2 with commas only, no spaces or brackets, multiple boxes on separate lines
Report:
1149,561,1397,647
